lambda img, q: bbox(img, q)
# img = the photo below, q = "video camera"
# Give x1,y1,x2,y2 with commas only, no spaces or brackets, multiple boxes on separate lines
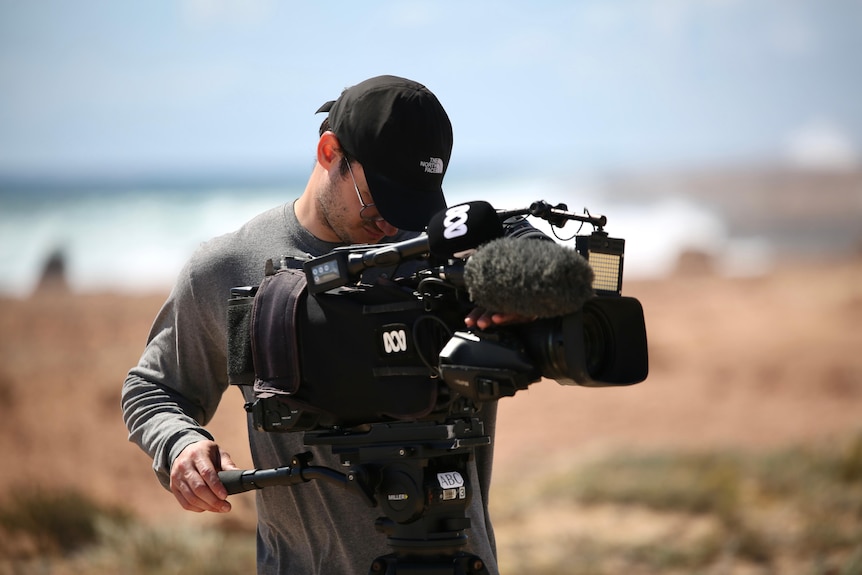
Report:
221,199,648,572
226,199,648,434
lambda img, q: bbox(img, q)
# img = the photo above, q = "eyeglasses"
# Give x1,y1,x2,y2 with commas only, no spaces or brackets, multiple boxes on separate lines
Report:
344,156,385,223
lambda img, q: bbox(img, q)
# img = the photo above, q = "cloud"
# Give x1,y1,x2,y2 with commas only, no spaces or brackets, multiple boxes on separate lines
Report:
784,118,860,171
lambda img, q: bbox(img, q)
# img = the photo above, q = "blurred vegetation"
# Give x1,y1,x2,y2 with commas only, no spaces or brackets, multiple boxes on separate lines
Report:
1,433,861,574
0,487,255,575
493,431,862,575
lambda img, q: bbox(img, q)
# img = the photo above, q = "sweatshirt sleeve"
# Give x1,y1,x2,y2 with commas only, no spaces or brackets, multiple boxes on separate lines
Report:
121,248,232,490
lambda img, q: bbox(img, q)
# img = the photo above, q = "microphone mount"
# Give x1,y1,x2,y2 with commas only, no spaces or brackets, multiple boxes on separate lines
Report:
498,200,607,231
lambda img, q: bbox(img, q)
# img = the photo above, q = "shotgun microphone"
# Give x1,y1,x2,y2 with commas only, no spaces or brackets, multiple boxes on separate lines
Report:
462,236,595,318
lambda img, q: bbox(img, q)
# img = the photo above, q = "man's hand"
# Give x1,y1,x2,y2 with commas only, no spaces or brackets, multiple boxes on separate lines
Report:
170,440,238,513
464,308,536,331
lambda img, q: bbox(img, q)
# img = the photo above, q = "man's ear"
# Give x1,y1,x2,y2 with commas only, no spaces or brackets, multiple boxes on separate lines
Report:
317,132,342,170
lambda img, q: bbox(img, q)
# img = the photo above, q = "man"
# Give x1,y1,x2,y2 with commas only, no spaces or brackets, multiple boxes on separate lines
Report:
122,75,501,574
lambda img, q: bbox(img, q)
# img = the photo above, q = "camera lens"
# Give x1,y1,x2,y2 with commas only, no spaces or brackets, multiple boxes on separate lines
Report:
514,296,647,387
582,305,611,378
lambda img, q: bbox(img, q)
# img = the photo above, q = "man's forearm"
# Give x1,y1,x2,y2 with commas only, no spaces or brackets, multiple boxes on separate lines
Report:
121,372,215,489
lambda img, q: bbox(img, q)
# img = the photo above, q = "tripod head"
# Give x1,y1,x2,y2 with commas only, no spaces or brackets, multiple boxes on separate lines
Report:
219,418,492,574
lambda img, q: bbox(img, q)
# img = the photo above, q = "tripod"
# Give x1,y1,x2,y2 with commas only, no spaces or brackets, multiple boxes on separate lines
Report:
219,418,492,574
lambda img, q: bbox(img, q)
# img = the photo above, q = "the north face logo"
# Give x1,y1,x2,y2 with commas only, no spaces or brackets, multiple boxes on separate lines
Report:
419,157,444,174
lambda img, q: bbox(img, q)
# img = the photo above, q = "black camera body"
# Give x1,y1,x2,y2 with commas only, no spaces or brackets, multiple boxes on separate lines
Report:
227,201,648,434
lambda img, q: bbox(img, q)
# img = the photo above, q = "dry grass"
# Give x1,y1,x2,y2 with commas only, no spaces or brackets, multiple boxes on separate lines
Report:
491,434,862,574
0,487,255,575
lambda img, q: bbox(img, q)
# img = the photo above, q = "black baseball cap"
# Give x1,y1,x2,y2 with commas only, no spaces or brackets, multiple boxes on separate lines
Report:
316,75,452,231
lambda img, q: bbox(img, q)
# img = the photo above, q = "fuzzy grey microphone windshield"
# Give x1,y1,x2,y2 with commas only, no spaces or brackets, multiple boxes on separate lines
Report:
463,236,595,318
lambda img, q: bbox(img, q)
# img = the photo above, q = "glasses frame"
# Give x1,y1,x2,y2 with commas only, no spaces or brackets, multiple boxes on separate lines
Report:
344,155,385,223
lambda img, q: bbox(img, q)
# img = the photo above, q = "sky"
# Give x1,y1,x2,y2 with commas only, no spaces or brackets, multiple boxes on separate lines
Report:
1,0,861,181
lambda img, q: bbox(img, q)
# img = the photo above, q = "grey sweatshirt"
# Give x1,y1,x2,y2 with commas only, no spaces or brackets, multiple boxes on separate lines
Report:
121,201,499,574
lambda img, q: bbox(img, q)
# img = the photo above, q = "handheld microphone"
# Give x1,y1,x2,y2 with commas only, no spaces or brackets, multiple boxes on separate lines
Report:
305,201,503,293
355,200,503,269
463,236,595,318
426,200,503,257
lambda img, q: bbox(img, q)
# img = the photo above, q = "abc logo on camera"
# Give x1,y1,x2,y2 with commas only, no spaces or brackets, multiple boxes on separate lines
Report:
378,323,410,355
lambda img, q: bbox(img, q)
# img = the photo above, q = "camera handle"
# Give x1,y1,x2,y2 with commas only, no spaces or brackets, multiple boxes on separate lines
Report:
217,451,376,506
218,419,492,574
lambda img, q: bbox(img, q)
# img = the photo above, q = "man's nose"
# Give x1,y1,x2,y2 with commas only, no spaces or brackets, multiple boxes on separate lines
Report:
375,219,399,237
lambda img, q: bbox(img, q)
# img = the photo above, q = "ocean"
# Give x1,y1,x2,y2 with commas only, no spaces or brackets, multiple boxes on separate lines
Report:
0,172,756,298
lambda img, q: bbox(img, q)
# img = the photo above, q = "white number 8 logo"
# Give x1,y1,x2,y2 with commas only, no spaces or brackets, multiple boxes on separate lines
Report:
442,204,471,239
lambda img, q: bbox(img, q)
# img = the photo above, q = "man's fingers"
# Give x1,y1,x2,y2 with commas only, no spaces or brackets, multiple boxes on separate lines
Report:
171,482,201,513
220,449,239,471
198,460,231,509
170,441,232,513
464,308,490,329
464,308,501,330
173,474,215,513
465,308,537,330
